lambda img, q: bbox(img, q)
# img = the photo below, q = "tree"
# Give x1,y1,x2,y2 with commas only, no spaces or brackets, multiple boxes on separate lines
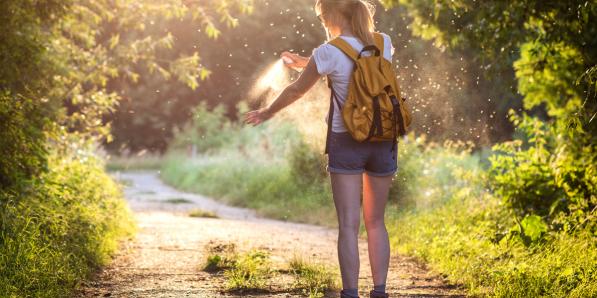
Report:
381,0,597,232
107,0,526,153
104,0,327,153
0,0,253,189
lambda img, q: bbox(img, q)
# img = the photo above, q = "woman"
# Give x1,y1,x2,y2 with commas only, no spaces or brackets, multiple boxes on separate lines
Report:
244,1,395,297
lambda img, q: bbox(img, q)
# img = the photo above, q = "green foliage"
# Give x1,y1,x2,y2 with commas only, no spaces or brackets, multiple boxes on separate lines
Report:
0,150,135,297
288,254,339,298
389,189,597,297
48,0,254,142
188,209,219,218
0,0,69,92
171,102,236,154
389,134,483,209
383,0,597,237
105,154,164,171
0,92,49,189
161,112,335,225
288,138,328,188
518,215,549,244
203,243,337,297
0,0,66,190
1,1,254,296
383,149,596,296
224,249,273,290
380,0,597,136
515,41,586,117
489,111,596,235
105,0,326,153
381,0,597,78
1,0,254,185
205,243,276,291
203,242,238,272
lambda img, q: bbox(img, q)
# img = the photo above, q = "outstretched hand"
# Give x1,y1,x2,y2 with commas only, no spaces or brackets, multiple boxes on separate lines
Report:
244,52,313,126
280,51,309,69
244,107,273,126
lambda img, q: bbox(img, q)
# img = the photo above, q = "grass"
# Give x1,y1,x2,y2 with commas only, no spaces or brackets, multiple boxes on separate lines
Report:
161,151,337,227
287,253,340,298
160,103,596,297
162,130,597,296
202,241,339,297
163,197,193,204
105,153,163,171
224,249,274,290
389,193,597,297
136,190,156,195
203,242,239,272
0,151,136,297
116,178,134,187
189,209,219,218
202,242,273,291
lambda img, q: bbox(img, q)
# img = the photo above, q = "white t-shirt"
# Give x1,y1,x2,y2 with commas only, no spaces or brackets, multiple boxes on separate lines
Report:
312,32,395,133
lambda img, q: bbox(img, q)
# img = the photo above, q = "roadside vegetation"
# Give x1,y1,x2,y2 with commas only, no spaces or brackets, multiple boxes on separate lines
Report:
202,241,339,297
1,0,252,296
105,154,164,172
161,102,338,227
0,151,136,297
189,209,219,218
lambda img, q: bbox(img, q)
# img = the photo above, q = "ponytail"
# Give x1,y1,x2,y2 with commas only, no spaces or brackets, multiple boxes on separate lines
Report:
351,0,375,46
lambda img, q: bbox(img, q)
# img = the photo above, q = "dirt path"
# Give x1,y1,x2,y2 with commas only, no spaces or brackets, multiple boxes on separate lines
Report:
77,171,464,298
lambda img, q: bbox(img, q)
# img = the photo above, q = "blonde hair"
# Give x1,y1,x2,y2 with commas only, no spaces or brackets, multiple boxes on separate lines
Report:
315,0,376,45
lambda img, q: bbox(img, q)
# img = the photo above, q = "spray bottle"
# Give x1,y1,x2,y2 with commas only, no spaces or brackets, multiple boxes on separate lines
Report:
282,56,302,72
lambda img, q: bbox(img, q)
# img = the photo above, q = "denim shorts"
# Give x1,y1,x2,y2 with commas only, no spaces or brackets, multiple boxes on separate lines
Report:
327,131,398,176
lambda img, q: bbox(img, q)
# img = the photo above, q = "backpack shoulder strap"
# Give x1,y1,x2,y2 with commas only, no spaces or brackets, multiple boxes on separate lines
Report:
328,37,359,62
373,32,385,57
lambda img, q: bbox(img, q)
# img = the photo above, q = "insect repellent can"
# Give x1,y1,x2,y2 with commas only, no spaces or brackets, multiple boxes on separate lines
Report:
281,56,301,72
282,56,294,64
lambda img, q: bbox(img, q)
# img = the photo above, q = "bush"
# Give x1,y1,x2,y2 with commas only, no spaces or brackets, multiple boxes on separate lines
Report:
161,111,336,226
388,159,597,297
489,111,597,234
0,91,49,190
391,199,597,296
390,133,483,209
170,101,235,154
0,150,135,297
287,137,327,188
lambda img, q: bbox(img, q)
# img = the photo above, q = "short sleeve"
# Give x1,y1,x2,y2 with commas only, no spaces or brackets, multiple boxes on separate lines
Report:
312,44,337,76
381,33,394,61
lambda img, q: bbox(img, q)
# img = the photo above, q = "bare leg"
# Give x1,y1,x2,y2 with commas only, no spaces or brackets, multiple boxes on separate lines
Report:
362,173,392,287
330,172,363,290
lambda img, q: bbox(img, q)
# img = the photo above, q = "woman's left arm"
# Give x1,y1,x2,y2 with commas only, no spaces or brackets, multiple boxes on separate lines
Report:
244,57,321,126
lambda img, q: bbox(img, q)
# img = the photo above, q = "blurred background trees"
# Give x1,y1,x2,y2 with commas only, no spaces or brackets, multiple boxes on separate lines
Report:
104,0,527,154
1,0,252,190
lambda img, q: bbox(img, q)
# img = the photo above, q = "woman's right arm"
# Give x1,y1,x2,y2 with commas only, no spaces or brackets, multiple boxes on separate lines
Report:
244,57,321,126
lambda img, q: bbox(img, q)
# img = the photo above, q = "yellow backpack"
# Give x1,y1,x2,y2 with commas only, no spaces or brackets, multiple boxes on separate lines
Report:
324,32,412,155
